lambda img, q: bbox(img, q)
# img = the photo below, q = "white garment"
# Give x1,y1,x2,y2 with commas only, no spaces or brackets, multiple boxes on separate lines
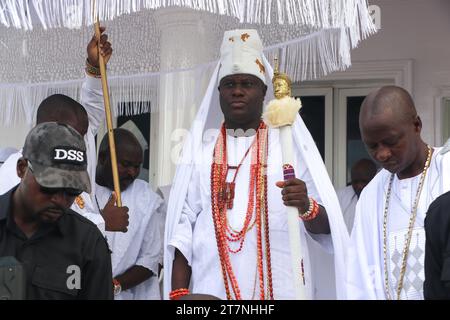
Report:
164,58,349,300
0,147,17,167
169,129,342,299
346,148,450,299
0,76,106,234
80,75,108,194
441,137,450,154
156,185,171,265
95,179,164,300
336,185,358,234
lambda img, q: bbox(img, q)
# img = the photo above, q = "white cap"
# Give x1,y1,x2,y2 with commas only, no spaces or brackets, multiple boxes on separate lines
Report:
218,29,266,84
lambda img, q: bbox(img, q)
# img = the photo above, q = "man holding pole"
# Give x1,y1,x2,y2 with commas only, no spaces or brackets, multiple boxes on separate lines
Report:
0,27,129,234
164,29,348,300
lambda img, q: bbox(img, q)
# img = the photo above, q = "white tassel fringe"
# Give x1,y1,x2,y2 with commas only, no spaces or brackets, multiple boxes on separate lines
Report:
1,0,375,31
0,0,376,125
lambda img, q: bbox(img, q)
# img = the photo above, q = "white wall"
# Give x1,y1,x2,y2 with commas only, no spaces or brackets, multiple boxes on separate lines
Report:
351,0,450,145
0,123,32,149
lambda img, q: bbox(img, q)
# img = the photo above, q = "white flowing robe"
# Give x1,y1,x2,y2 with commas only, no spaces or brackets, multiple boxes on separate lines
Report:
95,180,164,300
0,76,106,233
164,59,349,300
168,129,347,300
346,148,450,299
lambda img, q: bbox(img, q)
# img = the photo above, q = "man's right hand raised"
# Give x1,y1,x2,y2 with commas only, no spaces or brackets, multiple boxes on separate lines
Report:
101,192,129,232
87,26,112,67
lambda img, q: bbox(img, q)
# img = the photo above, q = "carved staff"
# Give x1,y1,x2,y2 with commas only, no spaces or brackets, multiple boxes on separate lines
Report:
264,58,306,299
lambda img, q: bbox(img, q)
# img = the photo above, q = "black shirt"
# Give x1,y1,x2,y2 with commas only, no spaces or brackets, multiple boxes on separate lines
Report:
424,190,450,299
0,187,113,300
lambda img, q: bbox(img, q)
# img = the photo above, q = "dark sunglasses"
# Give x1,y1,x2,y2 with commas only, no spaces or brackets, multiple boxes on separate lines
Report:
39,186,83,197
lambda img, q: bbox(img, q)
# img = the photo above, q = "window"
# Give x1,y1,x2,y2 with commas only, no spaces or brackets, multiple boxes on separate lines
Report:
293,86,379,188
293,88,333,176
337,88,374,187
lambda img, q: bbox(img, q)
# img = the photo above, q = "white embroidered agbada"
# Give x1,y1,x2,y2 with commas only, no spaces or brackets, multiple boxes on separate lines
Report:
336,185,358,234
346,147,450,299
95,179,164,300
164,29,349,300
0,76,106,233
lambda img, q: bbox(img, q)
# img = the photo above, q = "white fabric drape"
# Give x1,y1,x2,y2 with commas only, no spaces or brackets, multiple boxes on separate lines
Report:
2,1,374,30
0,2,376,126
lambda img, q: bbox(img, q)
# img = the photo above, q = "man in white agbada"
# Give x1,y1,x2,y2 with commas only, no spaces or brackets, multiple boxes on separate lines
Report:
95,129,164,299
0,28,129,235
336,158,377,234
346,86,450,299
164,29,349,300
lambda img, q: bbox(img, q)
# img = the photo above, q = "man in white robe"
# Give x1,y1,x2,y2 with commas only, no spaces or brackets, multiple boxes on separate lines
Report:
346,86,450,299
164,29,349,300
95,129,164,299
0,28,129,235
336,158,377,234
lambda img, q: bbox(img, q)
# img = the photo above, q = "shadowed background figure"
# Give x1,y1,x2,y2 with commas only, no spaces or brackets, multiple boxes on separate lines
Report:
336,158,377,234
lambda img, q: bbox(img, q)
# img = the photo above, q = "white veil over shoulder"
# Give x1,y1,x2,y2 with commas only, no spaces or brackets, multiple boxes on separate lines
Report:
163,54,349,300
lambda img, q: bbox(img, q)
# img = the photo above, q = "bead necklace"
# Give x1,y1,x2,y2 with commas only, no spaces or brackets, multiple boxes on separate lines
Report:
222,135,255,210
211,121,273,300
383,145,432,300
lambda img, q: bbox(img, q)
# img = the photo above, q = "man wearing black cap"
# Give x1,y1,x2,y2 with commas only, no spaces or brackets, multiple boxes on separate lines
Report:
0,122,113,300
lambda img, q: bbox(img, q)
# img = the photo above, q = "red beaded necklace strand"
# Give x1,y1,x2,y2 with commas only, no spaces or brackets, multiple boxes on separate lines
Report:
211,121,274,300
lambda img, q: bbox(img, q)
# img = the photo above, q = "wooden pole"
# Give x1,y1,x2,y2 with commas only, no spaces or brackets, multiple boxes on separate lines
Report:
94,19,122,207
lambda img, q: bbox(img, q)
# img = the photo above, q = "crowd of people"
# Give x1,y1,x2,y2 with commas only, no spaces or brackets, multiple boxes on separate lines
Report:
0,27,449,300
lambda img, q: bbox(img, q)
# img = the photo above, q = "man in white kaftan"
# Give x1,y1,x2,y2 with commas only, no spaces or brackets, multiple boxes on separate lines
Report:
95,180,163,299
95,129,164,299
346,86,450,299
164,29,349,300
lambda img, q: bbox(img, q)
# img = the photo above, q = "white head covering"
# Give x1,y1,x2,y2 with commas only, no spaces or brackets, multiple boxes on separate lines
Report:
164,29,349,300
218,29,266,84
